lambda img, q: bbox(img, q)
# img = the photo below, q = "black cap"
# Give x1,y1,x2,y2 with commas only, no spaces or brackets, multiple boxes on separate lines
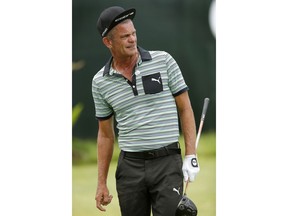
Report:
97,6,136,38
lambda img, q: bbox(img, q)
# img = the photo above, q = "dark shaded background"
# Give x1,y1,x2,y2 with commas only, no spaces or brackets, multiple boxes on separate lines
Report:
72,0,216,139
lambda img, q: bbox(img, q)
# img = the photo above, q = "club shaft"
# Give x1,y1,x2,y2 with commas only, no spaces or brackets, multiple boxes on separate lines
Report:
195,98,209,149
184,98,210,194
184,181,189,195
195,120,204,150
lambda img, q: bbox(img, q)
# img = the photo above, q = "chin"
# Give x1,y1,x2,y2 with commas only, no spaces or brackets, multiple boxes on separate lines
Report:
126,48,137,56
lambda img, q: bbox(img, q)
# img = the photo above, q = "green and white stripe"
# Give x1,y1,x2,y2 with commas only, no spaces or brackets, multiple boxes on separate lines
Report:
92,47,188,152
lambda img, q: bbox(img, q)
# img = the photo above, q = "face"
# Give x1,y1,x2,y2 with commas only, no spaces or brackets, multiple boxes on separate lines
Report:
105,20,137,58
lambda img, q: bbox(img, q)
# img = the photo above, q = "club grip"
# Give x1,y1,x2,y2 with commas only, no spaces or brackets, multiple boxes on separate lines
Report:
201,98,210,121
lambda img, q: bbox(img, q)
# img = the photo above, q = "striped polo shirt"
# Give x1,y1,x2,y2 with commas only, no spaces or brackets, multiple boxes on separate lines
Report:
92,46,188,152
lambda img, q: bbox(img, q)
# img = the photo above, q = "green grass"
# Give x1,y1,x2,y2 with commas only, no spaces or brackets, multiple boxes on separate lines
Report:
72,132,216,216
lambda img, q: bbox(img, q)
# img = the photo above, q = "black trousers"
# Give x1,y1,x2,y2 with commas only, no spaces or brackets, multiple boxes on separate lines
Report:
115,150,183,216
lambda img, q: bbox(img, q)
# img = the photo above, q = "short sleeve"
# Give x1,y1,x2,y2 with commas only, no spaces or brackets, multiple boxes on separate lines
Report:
165,52,189,97
91,77,113,120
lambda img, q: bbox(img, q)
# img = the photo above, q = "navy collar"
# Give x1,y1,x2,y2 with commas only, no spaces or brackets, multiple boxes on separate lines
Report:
103,46,152,76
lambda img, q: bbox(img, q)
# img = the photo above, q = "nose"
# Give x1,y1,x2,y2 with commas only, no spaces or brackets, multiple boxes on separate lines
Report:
128,34,137,43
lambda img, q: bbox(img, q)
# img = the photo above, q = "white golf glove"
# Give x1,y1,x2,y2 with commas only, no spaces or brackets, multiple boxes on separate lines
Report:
182,154,200,182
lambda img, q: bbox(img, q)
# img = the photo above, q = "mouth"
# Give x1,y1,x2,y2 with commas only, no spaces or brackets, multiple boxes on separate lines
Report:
126,45,136,50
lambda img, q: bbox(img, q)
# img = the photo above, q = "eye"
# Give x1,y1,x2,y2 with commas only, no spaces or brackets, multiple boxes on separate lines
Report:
121,34,130,39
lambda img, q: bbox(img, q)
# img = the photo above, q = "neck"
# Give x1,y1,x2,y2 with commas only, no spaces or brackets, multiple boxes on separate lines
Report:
114,53,138,68
112,52,139,73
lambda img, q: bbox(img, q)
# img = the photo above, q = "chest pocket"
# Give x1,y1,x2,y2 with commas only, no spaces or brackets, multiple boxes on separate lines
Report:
142,72,163,94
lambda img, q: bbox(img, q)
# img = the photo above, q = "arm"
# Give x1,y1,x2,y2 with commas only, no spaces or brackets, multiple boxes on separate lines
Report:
175,91,197,155
175,91,200,182
95,116,115,211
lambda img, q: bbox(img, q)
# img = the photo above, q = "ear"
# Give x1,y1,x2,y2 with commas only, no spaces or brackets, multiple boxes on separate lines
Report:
103,37,112,49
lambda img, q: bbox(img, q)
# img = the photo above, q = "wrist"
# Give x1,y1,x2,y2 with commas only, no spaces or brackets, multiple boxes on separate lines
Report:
97,177,107,185
185,149,196,156
185,154,197,159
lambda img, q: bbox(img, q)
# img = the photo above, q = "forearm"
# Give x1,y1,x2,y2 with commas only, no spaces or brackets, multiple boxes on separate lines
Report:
97,135,114,185
95,122,115,211
179,106,197,155
175,92,197,156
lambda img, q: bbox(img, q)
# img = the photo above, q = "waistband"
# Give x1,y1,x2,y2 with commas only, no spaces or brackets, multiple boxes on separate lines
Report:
122,142,181,160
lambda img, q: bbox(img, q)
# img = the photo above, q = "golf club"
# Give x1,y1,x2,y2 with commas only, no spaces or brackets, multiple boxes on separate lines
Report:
176,97,210,216
184,97,210,194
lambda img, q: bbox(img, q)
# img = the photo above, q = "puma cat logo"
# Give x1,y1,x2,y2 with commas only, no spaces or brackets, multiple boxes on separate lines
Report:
151,77,161,84
173,187,181,195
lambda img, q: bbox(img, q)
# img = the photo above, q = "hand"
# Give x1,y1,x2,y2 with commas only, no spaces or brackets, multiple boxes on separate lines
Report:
182,154,200,182
95,184,113,211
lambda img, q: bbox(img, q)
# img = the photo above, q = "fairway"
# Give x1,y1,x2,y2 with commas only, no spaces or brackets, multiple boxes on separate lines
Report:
72,133,215,216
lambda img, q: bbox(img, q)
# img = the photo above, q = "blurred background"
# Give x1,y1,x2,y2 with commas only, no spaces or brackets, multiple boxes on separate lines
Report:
72,0,216,215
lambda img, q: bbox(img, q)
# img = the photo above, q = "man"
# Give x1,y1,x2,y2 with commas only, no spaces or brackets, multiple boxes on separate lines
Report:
92,6,200,216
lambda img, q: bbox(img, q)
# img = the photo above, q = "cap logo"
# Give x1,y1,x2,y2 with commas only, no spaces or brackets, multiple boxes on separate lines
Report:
102,28,108,37
114,11,134,22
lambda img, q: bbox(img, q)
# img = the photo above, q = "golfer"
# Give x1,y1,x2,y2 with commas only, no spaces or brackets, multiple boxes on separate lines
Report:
92,6,200,216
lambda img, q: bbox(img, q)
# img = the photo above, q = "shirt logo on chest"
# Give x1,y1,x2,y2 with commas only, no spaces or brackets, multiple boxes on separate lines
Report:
142,72,163,95
151,77,162,84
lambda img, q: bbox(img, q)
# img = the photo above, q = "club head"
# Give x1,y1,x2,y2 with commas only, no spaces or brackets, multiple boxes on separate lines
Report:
175,195,197,216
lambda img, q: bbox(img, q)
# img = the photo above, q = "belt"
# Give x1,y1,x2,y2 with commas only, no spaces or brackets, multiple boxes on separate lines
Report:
122,142,181,160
